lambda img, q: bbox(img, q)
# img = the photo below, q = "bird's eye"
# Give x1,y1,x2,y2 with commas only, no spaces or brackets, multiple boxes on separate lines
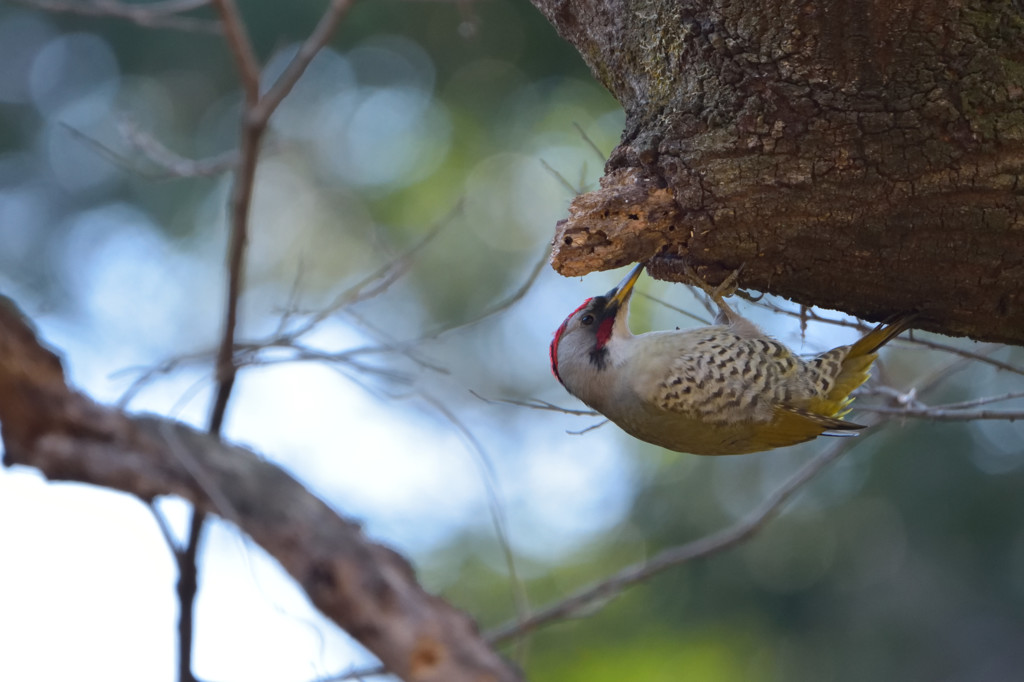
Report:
581,314,595,326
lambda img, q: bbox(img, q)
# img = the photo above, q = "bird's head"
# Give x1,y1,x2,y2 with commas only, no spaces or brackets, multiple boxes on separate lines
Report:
550,264,643,388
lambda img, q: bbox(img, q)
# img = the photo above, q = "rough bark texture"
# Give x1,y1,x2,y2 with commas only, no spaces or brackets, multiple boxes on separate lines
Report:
534,0,1024,344
0,299,520,682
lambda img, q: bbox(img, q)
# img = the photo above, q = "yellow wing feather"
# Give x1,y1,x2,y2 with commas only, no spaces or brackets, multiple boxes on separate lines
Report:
748,405,860,450
749,315,914,450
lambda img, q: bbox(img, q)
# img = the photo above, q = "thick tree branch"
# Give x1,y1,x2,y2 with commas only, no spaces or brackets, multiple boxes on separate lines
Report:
532,0,1024,344
0,300,521,682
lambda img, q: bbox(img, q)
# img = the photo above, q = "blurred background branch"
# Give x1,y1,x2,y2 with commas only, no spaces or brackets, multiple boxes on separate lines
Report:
10,0,220,32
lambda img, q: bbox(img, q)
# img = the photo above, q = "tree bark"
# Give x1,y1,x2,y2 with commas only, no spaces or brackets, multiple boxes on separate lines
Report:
0,298,521,682
533,0,1024,344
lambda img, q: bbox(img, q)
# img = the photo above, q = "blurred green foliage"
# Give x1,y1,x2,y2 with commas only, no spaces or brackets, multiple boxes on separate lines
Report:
2,2,1024,682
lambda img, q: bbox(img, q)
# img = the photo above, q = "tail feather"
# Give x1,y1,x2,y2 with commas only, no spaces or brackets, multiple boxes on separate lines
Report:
814,314,915,419
848,314,917,357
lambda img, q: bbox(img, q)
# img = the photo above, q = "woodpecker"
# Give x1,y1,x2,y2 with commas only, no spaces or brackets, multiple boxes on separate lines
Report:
550,264,913,455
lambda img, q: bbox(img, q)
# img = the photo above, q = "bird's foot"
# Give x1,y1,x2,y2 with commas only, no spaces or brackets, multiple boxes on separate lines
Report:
681,263,743,299
682,264,744,323
711,266,744,301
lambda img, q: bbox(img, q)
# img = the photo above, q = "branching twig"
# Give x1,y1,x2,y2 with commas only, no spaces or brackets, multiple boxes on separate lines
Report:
61,122,239,180
278,205,453,340
116,349,213,408
207,0,260,433
117,208,453,407
859,382,1024,421
118,118,240,178
0,301,521,682
168,1,358,679
253,0,357,120
212,0,260,100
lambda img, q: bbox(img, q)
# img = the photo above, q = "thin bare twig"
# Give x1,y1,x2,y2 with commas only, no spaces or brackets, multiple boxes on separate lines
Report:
206,0,353,426
118,118,240,177
858,405,1024,421
253,0,357,120
60,122,238,180
117,208,451,407
540,159,580,195
755,301,1024,378
486,424,876,645
899,335,1024,378
116,349,213,408
163,418,240,682
285,208,453,339
339,311,448,375
895,352,975,399
427,245,551,338
863,386,1024,412
566,420,608,435
322,383,548,682
148,504,181,551
11,0,220,32
421,394,531,660
925,390,1024,410
469,390,599,416
212,0,260,101
638,291,713,326
207,0,261,434
572,121,607,161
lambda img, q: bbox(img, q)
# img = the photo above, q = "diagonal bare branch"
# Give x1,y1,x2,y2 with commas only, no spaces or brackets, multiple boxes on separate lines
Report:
61,122,239,180
254,0,357,121
427,245,551,339
0,300,522,682
486,425,876,645
469,390,600,416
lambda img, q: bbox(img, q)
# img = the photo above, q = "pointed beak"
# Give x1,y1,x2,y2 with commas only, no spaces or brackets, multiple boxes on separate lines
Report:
605,263,644,308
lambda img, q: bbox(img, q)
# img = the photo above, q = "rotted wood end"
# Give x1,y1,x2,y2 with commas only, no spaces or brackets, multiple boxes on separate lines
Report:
550,167,683,276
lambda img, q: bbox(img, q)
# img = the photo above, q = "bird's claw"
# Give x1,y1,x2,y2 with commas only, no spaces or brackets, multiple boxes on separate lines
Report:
711,266,744,301
681,264,743,299
681,264,746,324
